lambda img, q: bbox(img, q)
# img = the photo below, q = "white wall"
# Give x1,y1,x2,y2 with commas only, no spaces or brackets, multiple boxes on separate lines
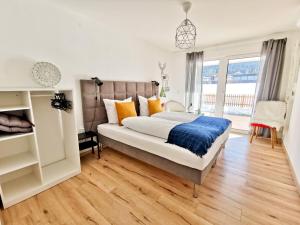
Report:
284,67,300,187
0,0,171,131
168,31,300,106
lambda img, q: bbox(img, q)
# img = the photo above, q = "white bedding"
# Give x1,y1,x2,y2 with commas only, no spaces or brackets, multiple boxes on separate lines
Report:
122,116,180,139
98,123,231,170
151,111,198,122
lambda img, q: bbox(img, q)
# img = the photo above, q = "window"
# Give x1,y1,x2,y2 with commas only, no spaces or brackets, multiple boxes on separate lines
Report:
200,60,220,115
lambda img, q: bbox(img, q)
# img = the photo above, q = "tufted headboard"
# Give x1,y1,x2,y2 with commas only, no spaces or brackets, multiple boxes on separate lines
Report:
80,80,159,132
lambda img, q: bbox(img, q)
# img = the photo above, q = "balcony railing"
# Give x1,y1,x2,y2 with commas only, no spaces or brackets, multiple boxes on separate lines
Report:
202,73,258,84
201,94,255,116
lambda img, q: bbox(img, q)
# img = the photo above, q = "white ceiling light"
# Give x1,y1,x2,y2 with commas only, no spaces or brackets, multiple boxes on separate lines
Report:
175,1,197,49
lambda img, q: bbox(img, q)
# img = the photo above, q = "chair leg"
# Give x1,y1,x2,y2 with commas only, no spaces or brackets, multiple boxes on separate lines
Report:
255,127,259,139
270,128,274,149
274,129,279,144
250,126,256,143
212,159,217,168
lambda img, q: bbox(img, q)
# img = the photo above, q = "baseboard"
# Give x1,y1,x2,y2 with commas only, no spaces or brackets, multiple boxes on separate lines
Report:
282,143,300,196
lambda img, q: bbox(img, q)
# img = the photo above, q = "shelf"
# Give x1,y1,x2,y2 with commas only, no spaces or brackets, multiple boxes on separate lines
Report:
31,94,53,98
78,131,98,140
42,160,80,184
0,105,30,112
0,132,34,142
1,173,41,204
79,140,98,151
0,152,38,176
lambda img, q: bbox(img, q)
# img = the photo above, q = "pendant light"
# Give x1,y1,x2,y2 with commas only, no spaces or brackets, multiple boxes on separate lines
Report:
175,1,197,49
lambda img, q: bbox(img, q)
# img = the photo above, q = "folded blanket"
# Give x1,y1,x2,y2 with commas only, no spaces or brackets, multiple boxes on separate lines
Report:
0,113,32,128
151,111,198,123
122,116,180,139
167,116,231,157
0,124,32,133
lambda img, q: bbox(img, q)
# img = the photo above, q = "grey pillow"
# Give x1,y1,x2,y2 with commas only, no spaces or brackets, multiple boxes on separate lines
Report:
0,113,32,128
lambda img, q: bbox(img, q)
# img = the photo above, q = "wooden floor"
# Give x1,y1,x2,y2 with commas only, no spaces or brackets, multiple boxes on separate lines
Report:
1,134,300,225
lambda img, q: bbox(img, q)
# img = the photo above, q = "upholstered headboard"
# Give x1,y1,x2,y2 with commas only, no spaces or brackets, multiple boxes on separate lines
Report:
80,80,159,132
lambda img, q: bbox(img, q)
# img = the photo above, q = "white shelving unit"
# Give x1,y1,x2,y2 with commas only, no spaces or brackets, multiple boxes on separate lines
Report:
0,132,34,142
0,152,38,176
0,89,81,208
0,106,30,112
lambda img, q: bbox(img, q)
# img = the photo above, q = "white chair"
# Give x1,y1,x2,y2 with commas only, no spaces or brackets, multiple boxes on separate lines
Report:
164,100,185,112
250,101,286,148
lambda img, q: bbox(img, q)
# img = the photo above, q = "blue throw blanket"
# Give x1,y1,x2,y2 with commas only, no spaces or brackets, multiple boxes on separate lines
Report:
167,116,231,157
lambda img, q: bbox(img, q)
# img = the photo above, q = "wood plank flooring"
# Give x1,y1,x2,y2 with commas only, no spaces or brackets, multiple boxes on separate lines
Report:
2,134,300,225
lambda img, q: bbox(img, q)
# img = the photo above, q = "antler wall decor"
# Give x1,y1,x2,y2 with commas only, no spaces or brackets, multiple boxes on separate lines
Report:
158,62,170,97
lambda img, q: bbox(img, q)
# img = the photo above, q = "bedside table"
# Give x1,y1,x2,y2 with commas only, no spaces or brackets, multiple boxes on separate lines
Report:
78,131,101,159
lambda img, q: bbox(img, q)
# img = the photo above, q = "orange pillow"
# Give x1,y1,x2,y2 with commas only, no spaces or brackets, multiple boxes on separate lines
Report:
148,99,163,116
115,101,137,125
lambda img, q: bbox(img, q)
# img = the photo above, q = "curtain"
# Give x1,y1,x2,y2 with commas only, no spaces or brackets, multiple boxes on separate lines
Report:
255,38,287,136
185,51,203,113
256,38,287,101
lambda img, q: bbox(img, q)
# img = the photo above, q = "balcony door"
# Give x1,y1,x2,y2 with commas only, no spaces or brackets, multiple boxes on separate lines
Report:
223,57,260,131
200,56,260,132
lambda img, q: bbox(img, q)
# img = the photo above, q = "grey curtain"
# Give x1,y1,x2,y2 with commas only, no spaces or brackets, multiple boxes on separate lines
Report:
185,51,203,113
255,38,287,136
256,38,287,101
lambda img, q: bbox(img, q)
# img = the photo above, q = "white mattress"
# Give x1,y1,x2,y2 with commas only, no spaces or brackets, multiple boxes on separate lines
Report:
98,123,231,170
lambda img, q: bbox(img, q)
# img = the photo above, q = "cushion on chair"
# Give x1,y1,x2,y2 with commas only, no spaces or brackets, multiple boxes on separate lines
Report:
250,123,271,129
251,119,282,130
251,101,286,131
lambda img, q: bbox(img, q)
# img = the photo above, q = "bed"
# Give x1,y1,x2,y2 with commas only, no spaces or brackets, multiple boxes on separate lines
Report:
80,80,230,197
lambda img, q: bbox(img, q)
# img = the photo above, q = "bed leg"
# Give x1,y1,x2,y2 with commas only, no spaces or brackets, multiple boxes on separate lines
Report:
212,159,217,168
221,143,226,149
193,183,198,198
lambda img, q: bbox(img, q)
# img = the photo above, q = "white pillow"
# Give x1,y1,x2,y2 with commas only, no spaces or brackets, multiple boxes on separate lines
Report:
103,97,132,124
138,95,156,116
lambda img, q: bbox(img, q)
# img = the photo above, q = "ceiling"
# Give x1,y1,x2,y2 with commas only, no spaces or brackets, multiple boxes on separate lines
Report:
50,0,300,51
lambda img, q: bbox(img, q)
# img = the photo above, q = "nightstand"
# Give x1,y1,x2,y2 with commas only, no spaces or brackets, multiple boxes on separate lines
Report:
78,131,101,159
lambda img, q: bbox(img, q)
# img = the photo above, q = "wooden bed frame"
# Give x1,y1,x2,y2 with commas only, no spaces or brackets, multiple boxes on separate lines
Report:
80,80,227,197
